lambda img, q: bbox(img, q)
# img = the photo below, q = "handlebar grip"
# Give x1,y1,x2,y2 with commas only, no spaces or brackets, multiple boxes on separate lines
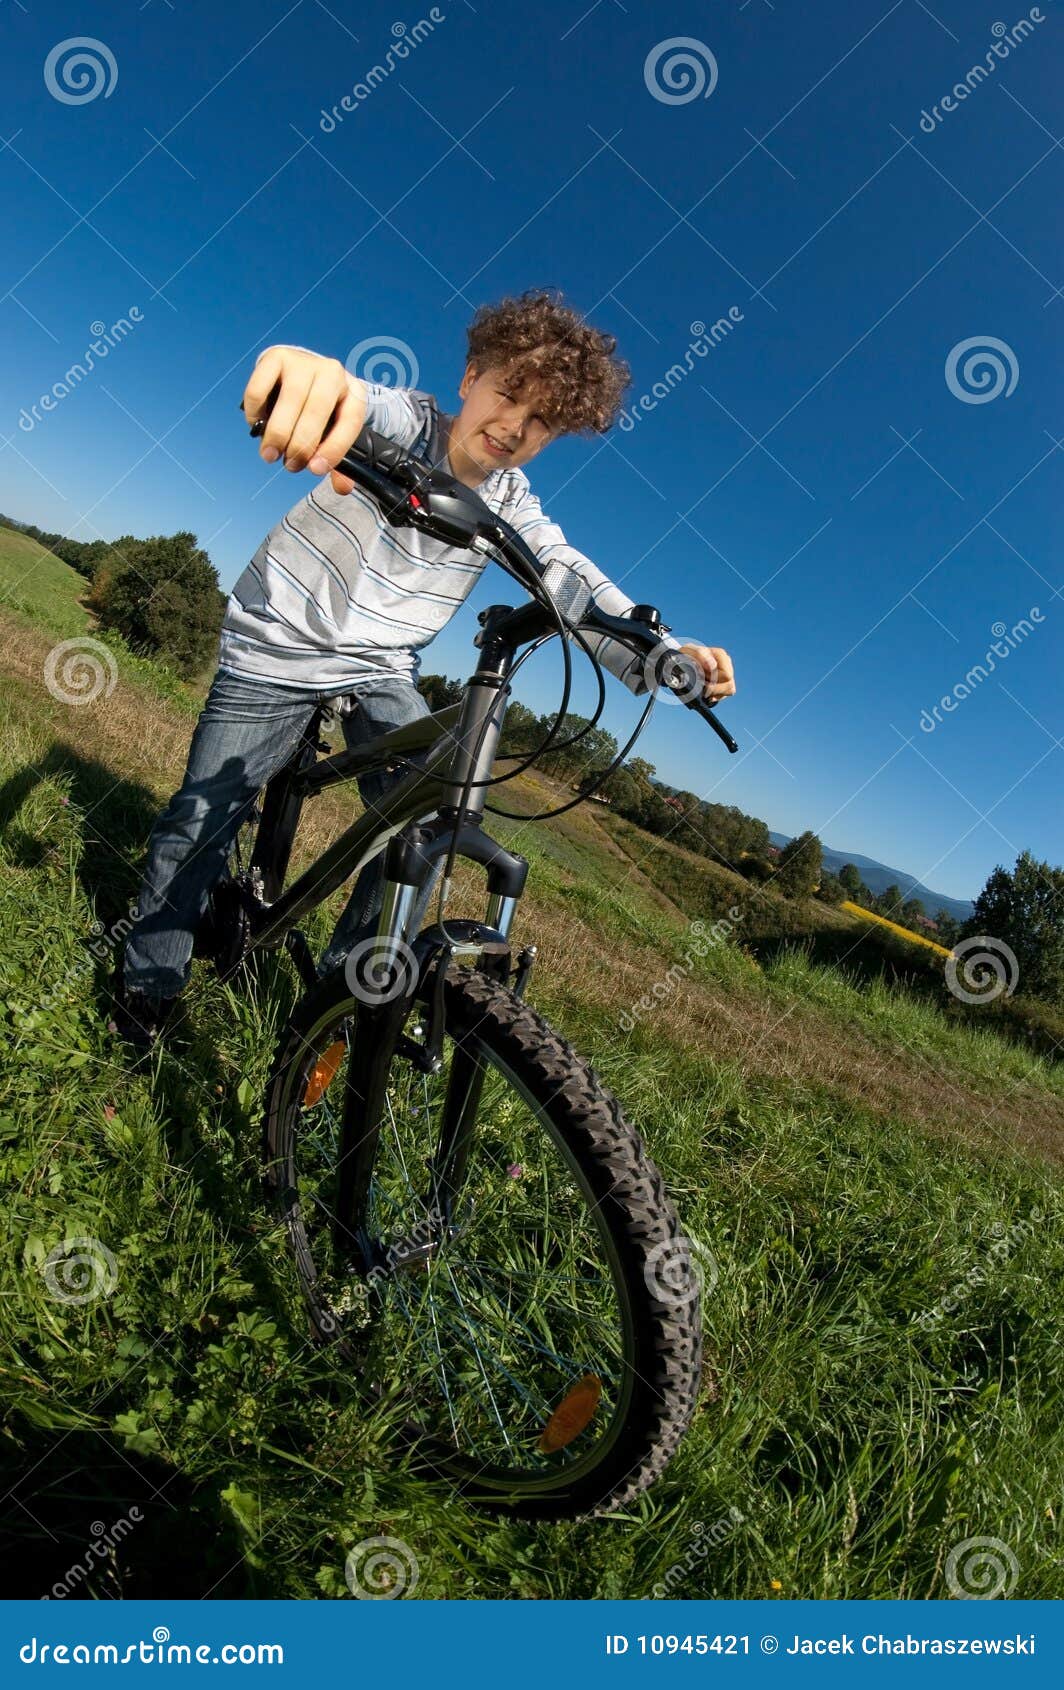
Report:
342,423,421,482
240,396,420,484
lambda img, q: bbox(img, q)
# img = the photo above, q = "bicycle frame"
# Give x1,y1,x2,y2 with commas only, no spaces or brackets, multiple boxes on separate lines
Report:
243,603,547,1268
246,605,531,968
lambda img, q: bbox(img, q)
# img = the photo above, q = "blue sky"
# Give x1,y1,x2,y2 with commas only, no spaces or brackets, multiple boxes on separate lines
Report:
1,0,1060,901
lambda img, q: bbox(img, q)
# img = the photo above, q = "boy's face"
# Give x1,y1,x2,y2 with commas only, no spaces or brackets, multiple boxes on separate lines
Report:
448,359,558,485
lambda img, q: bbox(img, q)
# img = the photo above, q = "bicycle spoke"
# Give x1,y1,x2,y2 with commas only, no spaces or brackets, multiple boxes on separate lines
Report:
281,986,637,1487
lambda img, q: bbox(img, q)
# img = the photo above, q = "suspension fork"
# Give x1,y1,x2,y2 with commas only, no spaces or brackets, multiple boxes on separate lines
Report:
429,890,518,1226
332,830,433,1266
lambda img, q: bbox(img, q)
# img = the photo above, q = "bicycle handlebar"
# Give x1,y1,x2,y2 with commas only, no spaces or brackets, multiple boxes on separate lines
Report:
243,404,738,753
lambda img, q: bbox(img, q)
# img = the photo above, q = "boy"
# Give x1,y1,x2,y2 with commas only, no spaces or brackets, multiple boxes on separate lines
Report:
114,288,735,1048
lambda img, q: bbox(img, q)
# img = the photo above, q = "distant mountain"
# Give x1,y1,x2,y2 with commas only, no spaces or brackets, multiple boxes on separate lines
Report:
768,834,974,925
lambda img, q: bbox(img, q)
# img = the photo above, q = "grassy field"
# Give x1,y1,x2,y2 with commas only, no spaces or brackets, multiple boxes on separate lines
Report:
1,527,1061,1599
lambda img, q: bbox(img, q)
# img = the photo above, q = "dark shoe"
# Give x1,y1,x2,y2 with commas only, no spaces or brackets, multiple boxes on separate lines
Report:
109,962,176,1054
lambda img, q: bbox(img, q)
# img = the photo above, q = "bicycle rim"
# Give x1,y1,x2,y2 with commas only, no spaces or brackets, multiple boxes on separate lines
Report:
272,986,639,1498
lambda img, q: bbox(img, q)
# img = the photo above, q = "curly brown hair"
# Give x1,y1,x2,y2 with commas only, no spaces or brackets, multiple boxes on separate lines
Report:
464,288,630,436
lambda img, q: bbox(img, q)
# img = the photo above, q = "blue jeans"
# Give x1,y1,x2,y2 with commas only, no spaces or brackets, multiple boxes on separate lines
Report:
122,669,435,999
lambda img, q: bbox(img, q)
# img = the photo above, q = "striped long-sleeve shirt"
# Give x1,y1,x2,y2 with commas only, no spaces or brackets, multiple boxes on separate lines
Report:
219,381,676,694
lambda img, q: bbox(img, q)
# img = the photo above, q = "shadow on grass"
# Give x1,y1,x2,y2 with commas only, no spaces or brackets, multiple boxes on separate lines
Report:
0,1427,257,1598
746,926,938,992
0,739,160,921
0,745,319,1587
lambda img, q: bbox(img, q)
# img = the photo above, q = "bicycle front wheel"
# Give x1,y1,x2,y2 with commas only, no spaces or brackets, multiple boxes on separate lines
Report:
262,964,703,1518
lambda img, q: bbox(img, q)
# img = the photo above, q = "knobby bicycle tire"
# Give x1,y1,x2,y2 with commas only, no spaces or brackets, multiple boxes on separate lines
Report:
262,963,703,1519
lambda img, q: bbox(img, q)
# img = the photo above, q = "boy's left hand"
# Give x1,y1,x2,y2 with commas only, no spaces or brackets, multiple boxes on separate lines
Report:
678,643,736,704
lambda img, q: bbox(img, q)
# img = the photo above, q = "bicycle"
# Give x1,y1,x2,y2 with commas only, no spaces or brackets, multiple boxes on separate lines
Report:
199,413,738,1519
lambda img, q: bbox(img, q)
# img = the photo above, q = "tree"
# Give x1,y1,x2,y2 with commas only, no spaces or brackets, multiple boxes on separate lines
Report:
531,713,617,782
900,896,926,928
775,831,823,900
838,863,862,898
597,766,640,813
817,872,846,905
877,883,903,919
934,909,961,949
418,672,464,712
498,698,540,754
89,531,224,676
963,851,1064,1004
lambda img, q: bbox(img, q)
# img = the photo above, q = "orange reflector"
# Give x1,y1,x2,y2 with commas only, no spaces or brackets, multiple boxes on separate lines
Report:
303,1040,345,1107
537,1374,602,1454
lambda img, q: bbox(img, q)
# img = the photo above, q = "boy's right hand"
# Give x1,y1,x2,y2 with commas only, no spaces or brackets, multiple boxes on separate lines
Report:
242,345,366,494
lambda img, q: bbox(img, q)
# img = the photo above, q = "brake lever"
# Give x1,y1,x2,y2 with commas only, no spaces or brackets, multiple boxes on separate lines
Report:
691,694,739,753
239,391,277,439
580,605,740,752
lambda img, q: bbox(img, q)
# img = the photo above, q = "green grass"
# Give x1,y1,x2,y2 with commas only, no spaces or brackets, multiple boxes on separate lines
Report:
0,523,91,639
0,573,1062,1600
760,947,1064,1100
0,525,201,716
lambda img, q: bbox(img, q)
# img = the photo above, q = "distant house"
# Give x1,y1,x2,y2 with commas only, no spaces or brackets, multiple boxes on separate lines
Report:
917,915,939,932
663,795,685,812
766,844,781,859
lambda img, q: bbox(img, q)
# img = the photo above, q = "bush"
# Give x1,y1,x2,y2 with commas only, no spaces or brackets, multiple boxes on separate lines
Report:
817,872,847,906
88,531,225,678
